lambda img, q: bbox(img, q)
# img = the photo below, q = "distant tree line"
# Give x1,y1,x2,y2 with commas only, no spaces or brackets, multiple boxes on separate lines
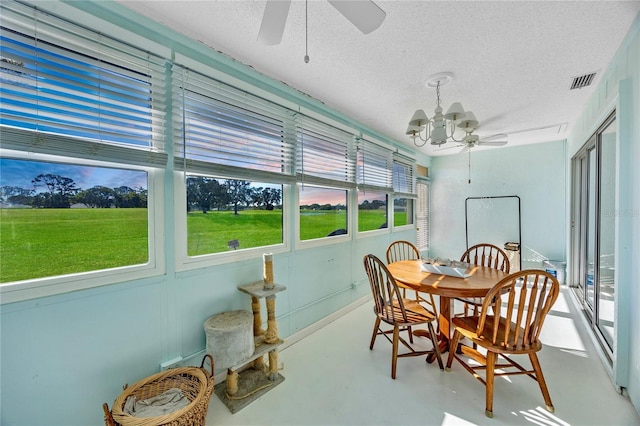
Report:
0,173,147,208
299,203,347,211
186,176,282,215
298,200,384,211
358,199,386,210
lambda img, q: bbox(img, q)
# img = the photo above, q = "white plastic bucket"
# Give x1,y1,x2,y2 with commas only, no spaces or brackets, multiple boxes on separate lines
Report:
542,260,566,285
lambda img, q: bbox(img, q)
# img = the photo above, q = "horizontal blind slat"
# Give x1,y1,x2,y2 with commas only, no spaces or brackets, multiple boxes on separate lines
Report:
296,115,355,186
393,154,416,195
173,65,294,179
357,138,393,191
0,1,167,157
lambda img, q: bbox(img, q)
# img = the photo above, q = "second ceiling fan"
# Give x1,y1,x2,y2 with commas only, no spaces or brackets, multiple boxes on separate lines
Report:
258,0,386,46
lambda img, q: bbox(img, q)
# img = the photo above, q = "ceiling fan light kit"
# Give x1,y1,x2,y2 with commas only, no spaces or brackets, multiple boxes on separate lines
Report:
407,72,478,147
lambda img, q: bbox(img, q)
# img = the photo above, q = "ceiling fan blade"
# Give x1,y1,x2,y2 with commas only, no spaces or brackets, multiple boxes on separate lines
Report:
478,140,508,146
481,133,508,142
459,145,470,154
257,0,292,45
435,143,464,151
327,0,386,34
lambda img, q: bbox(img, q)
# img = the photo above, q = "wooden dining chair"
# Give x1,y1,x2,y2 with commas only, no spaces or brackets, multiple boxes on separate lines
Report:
456,243,511,316
446,269,560,418
386,240,438,319
363,254,443,378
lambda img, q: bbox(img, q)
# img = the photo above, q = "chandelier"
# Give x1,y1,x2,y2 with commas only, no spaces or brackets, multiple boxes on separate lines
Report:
406,72,478,147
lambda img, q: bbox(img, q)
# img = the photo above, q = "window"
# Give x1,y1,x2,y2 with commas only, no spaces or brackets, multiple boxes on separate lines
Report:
358,191,387,232
0,158,149,283
299,185,348,240
416,180,430,251
392,154,416,228
0,1,166,301
571,111,617,357
296,116,354,241
393,197,414,227
173,66,295,260
186,175,283,256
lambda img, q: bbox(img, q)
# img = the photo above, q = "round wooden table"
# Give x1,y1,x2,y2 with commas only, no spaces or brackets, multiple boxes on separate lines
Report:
387,260,508,357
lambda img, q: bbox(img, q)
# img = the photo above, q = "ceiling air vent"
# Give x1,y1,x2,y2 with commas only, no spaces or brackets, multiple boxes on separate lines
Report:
570,73,596,90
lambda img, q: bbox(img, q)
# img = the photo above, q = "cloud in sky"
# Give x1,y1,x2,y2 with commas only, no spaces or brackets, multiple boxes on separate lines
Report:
0,158,147,192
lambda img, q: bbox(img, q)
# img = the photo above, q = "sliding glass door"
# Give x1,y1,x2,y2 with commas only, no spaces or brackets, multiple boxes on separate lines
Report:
570,112,616,356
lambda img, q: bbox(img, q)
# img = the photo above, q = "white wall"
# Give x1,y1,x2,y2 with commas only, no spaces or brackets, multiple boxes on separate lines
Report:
428,141,567,270
566,12,640,413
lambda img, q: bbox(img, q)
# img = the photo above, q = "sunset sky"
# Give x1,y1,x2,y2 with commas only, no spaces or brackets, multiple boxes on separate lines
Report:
0,158,147,193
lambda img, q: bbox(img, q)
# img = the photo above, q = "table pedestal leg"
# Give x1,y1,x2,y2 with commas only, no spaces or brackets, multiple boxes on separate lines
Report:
413,296,453,363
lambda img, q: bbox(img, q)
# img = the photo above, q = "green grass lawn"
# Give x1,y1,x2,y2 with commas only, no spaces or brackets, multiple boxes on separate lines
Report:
299,209,347,240
358,210,388,231
1,208,403,282
187,210,283,255
0,208,148,283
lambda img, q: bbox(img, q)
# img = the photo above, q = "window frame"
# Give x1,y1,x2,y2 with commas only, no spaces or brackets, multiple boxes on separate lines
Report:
0,1,168,303
356,189,390,235
295,183,351,248
0,150,165,304
175,172,291,270
416,178,430,252
391,195,416,230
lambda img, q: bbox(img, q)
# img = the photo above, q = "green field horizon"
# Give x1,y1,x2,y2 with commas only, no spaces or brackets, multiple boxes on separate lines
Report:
1,208,404,282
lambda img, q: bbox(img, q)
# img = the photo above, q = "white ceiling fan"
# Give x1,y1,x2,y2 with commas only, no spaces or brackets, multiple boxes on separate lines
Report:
437,131,508,184
458,132,508,153
258,0,386,46
439,132,508,154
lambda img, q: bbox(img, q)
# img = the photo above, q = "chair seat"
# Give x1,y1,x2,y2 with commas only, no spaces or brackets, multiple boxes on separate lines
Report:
377,299,437,325
451,315,543,354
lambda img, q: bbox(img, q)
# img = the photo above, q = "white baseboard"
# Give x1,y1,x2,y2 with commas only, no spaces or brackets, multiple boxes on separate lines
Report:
279,294,371,351
174,294,371,384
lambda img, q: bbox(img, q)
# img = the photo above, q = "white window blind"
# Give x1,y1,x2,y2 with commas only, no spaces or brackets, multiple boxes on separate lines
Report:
393,153,417,197
0,0,168,167
356,138,393,192
296,115,356,189
416,180,430,251
173,65,296,183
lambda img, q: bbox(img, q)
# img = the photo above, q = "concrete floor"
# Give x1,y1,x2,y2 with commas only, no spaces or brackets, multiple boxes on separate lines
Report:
206,287,639,425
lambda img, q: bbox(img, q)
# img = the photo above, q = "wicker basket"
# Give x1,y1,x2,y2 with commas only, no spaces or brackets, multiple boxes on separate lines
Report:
103,355,214,426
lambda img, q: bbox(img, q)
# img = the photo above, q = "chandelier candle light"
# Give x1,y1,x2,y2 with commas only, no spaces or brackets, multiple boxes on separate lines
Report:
406,72,478,147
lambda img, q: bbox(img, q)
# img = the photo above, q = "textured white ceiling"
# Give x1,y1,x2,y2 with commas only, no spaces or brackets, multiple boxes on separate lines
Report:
118,0,640,156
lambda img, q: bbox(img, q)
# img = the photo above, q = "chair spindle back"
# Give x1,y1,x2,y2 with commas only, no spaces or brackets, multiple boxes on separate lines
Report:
364,254,408,323
461,243,510,272
478,270,560,349
386,240,420,264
